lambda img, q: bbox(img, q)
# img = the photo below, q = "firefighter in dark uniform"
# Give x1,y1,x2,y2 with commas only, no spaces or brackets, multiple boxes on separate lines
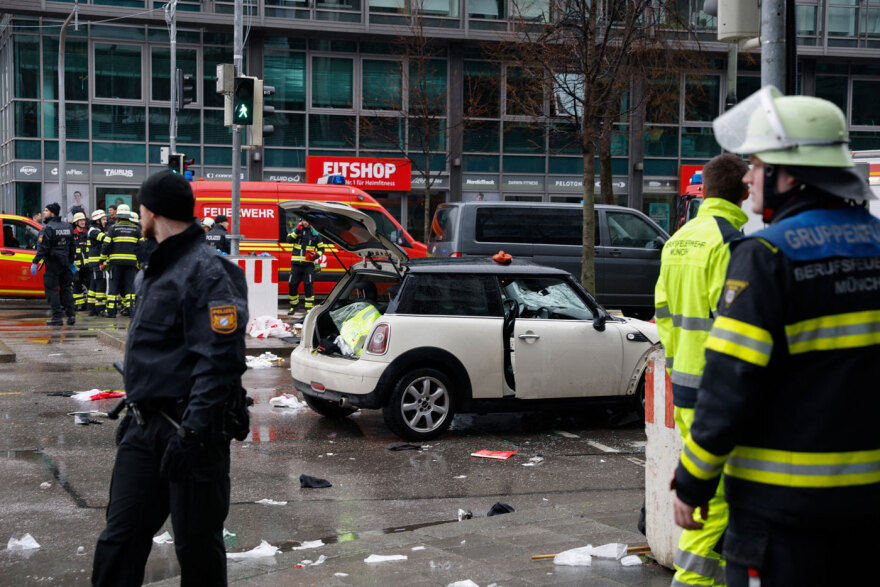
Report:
85,210,108,316
93,170,248,587
673,87,880,586
286,219,325,314
101,205,142,317
31,202,76,326
71,212,89,311
205,214,231,254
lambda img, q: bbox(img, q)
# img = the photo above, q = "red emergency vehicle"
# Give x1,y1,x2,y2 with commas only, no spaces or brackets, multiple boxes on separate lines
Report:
191,181,426,296
673,165,705,233
0,213,44,297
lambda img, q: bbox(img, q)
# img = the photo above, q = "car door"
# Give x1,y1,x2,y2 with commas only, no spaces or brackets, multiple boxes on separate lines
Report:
501,276,623,399
601,210,667,310
0,217,43,297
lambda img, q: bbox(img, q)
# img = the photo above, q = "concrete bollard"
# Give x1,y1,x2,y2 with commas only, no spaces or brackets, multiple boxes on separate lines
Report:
644,348,681,569
229,255,278,319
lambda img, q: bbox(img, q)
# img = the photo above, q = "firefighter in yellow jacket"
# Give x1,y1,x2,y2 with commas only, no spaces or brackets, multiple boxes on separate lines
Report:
674,87,880,585
286,219,325,314
656,153,749,586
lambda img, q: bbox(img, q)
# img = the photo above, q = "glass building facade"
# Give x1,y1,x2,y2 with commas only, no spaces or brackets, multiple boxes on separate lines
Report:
2,0,880,241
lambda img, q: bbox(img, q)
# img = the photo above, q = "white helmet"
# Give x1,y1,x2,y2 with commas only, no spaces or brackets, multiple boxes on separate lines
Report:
91,209,106,221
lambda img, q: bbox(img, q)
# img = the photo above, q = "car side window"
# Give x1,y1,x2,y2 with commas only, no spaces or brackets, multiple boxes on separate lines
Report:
500,276,593,320
2,219,39,250
395,274,502,317
335,273,401,313
606,212,663,249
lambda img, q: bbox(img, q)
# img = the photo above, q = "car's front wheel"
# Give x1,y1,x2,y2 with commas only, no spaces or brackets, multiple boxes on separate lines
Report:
383,368,455,441
303,393,358,419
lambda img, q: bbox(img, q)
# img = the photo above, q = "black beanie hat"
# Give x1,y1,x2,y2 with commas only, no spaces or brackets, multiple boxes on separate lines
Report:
46,202,60,216
214,214,228,224
137,170,195,222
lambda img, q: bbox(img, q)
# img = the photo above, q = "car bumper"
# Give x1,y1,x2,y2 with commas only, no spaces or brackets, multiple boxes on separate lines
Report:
289,345,389,407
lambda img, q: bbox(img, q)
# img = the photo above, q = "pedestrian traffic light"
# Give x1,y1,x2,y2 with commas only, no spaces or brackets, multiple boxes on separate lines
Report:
233,77,255,125
168,153,185,174
176,69,195,112
250,79,275,147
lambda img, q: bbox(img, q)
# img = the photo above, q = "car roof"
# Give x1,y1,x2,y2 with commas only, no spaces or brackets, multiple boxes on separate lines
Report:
404,257,571,275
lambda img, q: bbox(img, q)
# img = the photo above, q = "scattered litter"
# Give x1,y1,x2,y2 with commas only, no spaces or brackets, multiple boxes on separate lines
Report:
430,560,452,570
412,546,425,551
77,546,85,555
7,534,40,551
448,581,479,587
600,459,606,463
226,540,278,559
246,352,283,369
328,433,337,438
47,392,75,397
247,316,292,339
453,475,466,479
334,573,349,577
48,353,62,357
40,482,51,489
487,502,515,517
291,540,324,550
310,555,327,566
386,442,423,451
457,509,473,521
223,529,236,538
590,543,627,560
620,555,643,566
522,456,544,467
269,393,306,410
256,498,288,506
471,449,518,460
152,531,173,544
554,545,593,566
326,453,334,456
300,474,332,489
72,389,125,401
461,540,466,545
365,554,408,563
552,430,580,438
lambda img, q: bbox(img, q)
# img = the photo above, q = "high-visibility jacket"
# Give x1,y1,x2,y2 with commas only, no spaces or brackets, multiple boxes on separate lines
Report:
655,197,747,408
339,304,381,356
286,226,325,266
675,205,880,524
85,223,107,269
101,220,142,267
73,226,88,269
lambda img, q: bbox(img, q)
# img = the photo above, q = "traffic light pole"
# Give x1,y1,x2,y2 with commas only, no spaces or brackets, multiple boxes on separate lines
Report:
166,0,178,154
231,0,243,255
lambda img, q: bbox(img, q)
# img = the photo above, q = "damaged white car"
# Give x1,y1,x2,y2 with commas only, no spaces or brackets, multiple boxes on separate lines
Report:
285,201,660,441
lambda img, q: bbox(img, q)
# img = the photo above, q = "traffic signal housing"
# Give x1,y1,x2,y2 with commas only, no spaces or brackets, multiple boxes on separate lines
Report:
176,69,195,111
233,76,255,125
250,80,275,147
168,153,185,173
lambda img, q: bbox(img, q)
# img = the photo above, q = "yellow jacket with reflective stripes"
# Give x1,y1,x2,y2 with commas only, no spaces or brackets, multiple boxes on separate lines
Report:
675,205,880,524
339,304,381,356
655,197,747,408
286,225,325,265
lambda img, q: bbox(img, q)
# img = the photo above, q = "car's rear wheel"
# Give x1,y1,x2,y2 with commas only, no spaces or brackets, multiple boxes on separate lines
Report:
303,393,357,419
383,368,455,441
631,375,646,419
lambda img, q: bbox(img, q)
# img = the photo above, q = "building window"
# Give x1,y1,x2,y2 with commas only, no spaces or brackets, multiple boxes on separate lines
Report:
14,101,40,138
363,60,402,110
469,0,504,19
92,105,146,142
43,102,89,140
852,80,880,126
265,50,306,111
685,76,719,122
311,57,353,109
203,46,234,108
309,114,355,148
42,38,89,102
151,47,198,103
265,112,306,148
14,36,40,99
816,75,848,117
94,44,142,100
465,61,501,118
410,59,448,116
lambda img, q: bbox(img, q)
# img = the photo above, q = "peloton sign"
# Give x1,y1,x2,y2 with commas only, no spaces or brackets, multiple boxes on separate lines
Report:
306,156,411,191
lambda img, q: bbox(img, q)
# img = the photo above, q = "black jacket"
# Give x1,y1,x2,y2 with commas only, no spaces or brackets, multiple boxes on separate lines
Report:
33,216,75,265
101,220,142,267
205,225,230,254
124,223,248,434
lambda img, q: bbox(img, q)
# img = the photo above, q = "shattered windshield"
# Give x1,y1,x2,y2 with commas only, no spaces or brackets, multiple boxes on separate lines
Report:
500,277,593,320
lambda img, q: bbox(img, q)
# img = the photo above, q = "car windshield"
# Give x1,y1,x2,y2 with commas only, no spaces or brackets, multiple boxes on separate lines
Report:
500,276,593,320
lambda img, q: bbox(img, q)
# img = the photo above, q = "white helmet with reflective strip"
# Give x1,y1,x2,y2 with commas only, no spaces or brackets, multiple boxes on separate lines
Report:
91,209,106,221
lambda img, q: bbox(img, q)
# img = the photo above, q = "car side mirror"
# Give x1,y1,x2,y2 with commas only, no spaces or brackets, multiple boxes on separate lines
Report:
593,313,607,332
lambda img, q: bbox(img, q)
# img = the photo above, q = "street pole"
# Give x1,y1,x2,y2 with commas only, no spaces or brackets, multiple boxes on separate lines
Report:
58,3,77,218
231,0,243,255
761,0,785,89
725,43,738,110
166,0,178,154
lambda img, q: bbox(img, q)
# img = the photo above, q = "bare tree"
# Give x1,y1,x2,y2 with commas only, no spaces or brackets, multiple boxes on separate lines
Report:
501,0,703,293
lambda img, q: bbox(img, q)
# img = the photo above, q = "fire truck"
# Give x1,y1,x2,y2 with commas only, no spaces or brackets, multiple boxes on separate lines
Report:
192,181,426,296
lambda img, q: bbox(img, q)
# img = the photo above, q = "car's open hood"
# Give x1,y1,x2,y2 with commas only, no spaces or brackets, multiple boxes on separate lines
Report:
279,200,407,262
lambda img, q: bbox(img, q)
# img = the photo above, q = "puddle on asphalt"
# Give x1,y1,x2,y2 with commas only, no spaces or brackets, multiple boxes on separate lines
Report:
2,449,90,508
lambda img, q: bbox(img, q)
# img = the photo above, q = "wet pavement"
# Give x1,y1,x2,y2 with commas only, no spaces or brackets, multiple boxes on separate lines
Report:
0,299,670,585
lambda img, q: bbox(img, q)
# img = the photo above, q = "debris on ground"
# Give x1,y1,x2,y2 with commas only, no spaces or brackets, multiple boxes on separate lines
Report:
7,534,40,551
365,554,408,563
46,392,75,397
226,540,279,559
269,393,306,410
223,528,236,538
300,474,332,488
447,581,480,587
308,554,327,566
430,560,452,570
471,449,518,460
72,389,125,401
77,546,85,555
291,540,324,550
246,352,283,369
620,555,643,566
412,546,425,551
256,498,288,506
39,482,51,489
152,531,173,544
334,573,349,577
522,456,544,467
385,442,423,451
553,545,592,566
486,502,514,517
590,543,627,560
457,509,473,521
247,316,292,339
453,475,466,479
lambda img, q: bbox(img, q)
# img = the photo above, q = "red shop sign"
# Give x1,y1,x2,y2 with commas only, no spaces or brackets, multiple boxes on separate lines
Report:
306,156,412,191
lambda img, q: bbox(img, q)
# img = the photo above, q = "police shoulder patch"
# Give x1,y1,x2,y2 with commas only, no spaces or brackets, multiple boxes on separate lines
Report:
210,304,237,334
722,279,749,308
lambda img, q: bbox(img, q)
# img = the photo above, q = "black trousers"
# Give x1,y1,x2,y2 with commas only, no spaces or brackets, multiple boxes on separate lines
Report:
288,264,314,301
73,266,89,307
42,258,74,319
92,411,230,587
107,265,137,313
725,507,880,586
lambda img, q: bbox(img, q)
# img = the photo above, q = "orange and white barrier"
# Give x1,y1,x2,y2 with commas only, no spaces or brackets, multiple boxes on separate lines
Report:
231,255,279,320
644,349,681,569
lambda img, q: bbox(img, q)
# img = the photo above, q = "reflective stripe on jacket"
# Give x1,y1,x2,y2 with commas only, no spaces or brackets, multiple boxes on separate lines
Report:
86,225,106,268
339,304,381,356
101,220,142,266
655,197,747,408
286,227,325,265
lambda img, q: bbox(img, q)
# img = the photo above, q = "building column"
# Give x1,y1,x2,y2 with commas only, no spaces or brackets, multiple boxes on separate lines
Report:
448,43,463,202
628,79,645,212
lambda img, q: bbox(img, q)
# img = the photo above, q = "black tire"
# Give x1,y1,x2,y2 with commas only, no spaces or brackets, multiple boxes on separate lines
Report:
303,393,357,419
631,375,646,420
382,368,455,441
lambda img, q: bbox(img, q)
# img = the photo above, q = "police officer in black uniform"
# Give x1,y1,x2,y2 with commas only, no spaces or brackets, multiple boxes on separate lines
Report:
205,214,231,254
93,170,248,586
31,202,76,326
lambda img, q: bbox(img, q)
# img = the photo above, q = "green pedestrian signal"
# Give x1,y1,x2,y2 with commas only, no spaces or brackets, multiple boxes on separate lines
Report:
233,77,255,125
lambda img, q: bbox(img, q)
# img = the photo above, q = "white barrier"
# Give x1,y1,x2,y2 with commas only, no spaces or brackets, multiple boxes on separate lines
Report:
644,349,681,569
229,255,279,319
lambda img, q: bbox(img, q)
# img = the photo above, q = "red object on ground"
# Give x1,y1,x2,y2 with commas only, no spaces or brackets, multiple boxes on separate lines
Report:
471,449,518,460
89,391,126,401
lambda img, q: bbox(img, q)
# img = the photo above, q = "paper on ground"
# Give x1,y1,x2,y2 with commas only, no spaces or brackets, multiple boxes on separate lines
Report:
412,546,425,551
269,393,306,410
291,540,323,550
620,555,643,566
554,545,592,566
256,498,288,506
7,534,40,550
365,554,408,563
590,543,628,560
448,581,480,587
223,528,236,537
152,531,173,544
471,449,518,460
226,540,278,559
310,555,327,566
334,573,349,577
